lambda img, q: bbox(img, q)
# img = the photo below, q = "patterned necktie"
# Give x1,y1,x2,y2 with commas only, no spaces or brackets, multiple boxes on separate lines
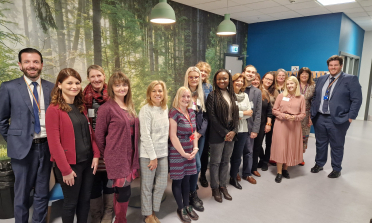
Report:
31,82,41,134
322,77,335,113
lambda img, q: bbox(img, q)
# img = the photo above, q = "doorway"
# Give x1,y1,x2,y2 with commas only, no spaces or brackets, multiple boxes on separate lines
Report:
224,54,243,75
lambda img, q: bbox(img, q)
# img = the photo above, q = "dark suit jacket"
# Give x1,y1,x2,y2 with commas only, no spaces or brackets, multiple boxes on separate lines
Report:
0,76,53,159
310,72,362,124
245,86,262,133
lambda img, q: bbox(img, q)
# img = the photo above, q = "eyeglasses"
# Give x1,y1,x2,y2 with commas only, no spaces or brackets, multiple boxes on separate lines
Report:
264,78,273,82
188,76,199,80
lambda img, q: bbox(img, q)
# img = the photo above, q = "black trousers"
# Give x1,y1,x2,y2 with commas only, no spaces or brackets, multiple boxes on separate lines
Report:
200,126,210,176
259,119,275,164
55,160,94,223
252,124,266,171
91,171,114,199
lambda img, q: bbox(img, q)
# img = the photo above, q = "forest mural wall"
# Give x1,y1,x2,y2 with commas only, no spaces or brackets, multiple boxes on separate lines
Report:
0,0,248,156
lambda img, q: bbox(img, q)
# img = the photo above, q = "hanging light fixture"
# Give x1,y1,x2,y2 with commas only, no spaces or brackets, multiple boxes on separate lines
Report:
217,14,236,35
150,0,176,24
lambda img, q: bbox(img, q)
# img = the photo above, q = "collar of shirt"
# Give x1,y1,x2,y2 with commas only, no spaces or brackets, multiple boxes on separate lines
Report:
23,75,41,86
329,71,341,80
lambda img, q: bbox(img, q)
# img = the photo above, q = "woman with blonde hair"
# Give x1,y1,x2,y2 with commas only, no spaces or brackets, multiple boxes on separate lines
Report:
139,80,169,223
270,76,306,183
184,67,207,212
95,72,139,222
275,68,288,93
168,87,199,222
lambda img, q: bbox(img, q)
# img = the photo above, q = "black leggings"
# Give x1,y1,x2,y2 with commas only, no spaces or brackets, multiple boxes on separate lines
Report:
172,175,191,210
115,185,131,203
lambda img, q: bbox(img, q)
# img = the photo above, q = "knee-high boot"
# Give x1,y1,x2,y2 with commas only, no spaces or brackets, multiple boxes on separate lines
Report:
114,194,128,223
90,196,103,223
101,194,114,223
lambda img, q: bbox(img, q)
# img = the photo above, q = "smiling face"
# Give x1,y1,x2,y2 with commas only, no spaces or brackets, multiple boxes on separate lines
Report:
58,76,82,101
216,72,229,90
328,60,342,76
18,53,43,81
263,74,274,89
276,71,286,84
88,69,105,92
151,84,164,107
286,80,296,93
199,66,210,82
112,81,129,99
188,71,200,89
299,71,310,83
251,75,260,88
179,90,191,109
233,76,244,92
244,66,256,82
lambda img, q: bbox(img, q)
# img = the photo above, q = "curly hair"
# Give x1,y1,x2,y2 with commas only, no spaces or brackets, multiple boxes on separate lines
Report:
212,69,239,131
232,73,248,93
50,68,85,113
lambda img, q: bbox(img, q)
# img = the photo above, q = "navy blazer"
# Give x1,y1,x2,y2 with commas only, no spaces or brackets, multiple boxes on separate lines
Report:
310,72,362,124
0,76,54,159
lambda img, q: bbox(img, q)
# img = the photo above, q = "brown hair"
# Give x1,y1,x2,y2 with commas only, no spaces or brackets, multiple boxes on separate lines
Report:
50,68,85,113
107,71,136,117
87,64,106,78
232,73,248,93
243,64,257,73
327,55,343,66
297,67,315,86
146,80,168,110
262,72,277,96
195,61,212,84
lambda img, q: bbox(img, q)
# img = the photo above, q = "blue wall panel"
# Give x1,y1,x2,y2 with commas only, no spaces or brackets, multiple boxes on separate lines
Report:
339,13,365,58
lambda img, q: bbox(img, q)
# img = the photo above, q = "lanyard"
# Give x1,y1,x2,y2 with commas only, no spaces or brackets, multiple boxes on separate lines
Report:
24,77,41,114
178,108,193,133
300,84,308,95
327,75,340,91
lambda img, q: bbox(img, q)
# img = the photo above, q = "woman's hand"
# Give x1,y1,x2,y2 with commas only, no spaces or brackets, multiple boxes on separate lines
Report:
182,152,194,160
265,125,271,133
63,171,77,186
148,158,158,171
225,131,236,141
243,109,253,116
196,132,202,139
91,158,99,175
308,117,313,127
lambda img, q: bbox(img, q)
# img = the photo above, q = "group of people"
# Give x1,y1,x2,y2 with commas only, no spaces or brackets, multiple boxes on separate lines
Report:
0,48,362,223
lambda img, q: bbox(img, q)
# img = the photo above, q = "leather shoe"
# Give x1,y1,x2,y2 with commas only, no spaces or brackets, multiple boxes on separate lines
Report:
298,160,305,166
282,170,290,179
275,173,282,183
199,175,208,187
261,162,268,171
219,187,232,200
177,208,191,223
310,164,323,173
212,188,222,203
189,191,204,212
328,170,341,178
186,205,199,220
229,177,242,190
236,173,241,182
252,171,261,177
243,176,257,184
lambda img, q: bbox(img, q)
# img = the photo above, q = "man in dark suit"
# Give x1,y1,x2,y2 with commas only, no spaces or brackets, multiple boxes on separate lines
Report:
310,55,362,178
0,48,54,222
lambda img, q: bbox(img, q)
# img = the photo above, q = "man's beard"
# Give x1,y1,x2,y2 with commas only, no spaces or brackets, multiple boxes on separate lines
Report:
21,67,42,79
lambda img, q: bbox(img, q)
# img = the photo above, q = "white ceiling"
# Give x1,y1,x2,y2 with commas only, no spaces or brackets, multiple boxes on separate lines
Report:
172,0,372,31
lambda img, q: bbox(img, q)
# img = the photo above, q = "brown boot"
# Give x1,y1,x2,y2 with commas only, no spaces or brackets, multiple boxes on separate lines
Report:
211,188,222,203
144,215,157,223
176,208,191,223
153,211,161,223
90,197,103,223
219,187,232,200
186,205,199,220
236,173,241,182
101,194,114,223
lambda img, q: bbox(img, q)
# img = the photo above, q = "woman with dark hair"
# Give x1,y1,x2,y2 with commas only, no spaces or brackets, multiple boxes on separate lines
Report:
297,67,316,165
46,68,100,223
95,72,139,223
250,73,273,178
206,69,239,203
83,65,114,223
260,72,279,171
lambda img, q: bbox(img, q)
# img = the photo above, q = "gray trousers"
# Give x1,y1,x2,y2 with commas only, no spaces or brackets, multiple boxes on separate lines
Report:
209,141,235,189
140,157,168,216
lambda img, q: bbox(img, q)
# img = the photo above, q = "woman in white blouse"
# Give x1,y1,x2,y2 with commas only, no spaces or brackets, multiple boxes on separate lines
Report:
139,81,169,223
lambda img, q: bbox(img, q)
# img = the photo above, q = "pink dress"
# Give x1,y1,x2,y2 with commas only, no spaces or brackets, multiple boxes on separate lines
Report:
270,93,306,166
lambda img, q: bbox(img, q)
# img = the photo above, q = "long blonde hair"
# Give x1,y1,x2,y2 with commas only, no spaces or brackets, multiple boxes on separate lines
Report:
146,80,168,110
283,76,301,97
107,71,136,117
195,61,211,84
172,87,192,109
183,66,206,112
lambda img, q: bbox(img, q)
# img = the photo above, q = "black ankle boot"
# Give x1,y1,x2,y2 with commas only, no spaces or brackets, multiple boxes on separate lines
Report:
282,170,290,179
189,191,204,212
229,177,242,190
199,174,208,187
275,173,282,183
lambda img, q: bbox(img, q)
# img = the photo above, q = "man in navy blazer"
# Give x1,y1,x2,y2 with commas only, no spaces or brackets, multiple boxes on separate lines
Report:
0,48,54,222
310,55,362,178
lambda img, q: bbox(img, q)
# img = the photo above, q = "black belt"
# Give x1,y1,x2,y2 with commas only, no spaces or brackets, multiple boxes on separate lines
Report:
32,138,47,144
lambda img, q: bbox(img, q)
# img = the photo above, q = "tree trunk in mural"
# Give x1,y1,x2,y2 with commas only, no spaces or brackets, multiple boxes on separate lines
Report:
69,0,83,67
64,1,71,55
148,22,154,75
30,2,39,48
154,26,159,73
54,0,67,69
22,0,30,46
92,0,102,66
110,17,120,71
82,0,93,66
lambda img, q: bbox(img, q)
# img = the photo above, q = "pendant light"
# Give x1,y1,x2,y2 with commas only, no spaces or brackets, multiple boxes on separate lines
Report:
150,0,176,24
217,14,236,35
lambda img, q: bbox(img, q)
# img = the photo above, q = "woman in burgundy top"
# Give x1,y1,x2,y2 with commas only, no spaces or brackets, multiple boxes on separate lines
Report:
95,72,139,223
46,68,100,223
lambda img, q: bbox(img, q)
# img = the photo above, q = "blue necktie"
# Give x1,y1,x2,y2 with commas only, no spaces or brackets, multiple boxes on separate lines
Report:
322,77,335,113
32,82,41,134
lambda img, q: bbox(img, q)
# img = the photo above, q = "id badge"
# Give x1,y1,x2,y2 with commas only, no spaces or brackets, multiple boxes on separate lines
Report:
189,134,195,142
88,109,95,118
250,101,254,109
323,95,329,101
282,97,290,101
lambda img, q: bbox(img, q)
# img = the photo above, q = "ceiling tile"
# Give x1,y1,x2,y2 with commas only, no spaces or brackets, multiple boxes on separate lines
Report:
358,0,372,7
244,0,281,9
270,10,303,19
367,11,372,16
346,11,369,18
230,0,264,4
232,10,264,18
273,0,313,5
364,5,372,11
295,7,331,16
285,1,322,10
259,6,292,13
195,0,230,11
324,2,360,11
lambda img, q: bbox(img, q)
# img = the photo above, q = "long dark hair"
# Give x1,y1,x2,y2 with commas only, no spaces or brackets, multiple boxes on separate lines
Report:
262,72,277,96
212,69,239,130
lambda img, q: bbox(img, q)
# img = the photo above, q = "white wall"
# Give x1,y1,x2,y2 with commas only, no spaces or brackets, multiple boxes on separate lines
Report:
357,31,372,120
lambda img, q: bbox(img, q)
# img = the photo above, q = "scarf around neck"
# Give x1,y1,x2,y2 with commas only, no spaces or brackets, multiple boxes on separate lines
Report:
83,83,109,109
235,92,246,102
